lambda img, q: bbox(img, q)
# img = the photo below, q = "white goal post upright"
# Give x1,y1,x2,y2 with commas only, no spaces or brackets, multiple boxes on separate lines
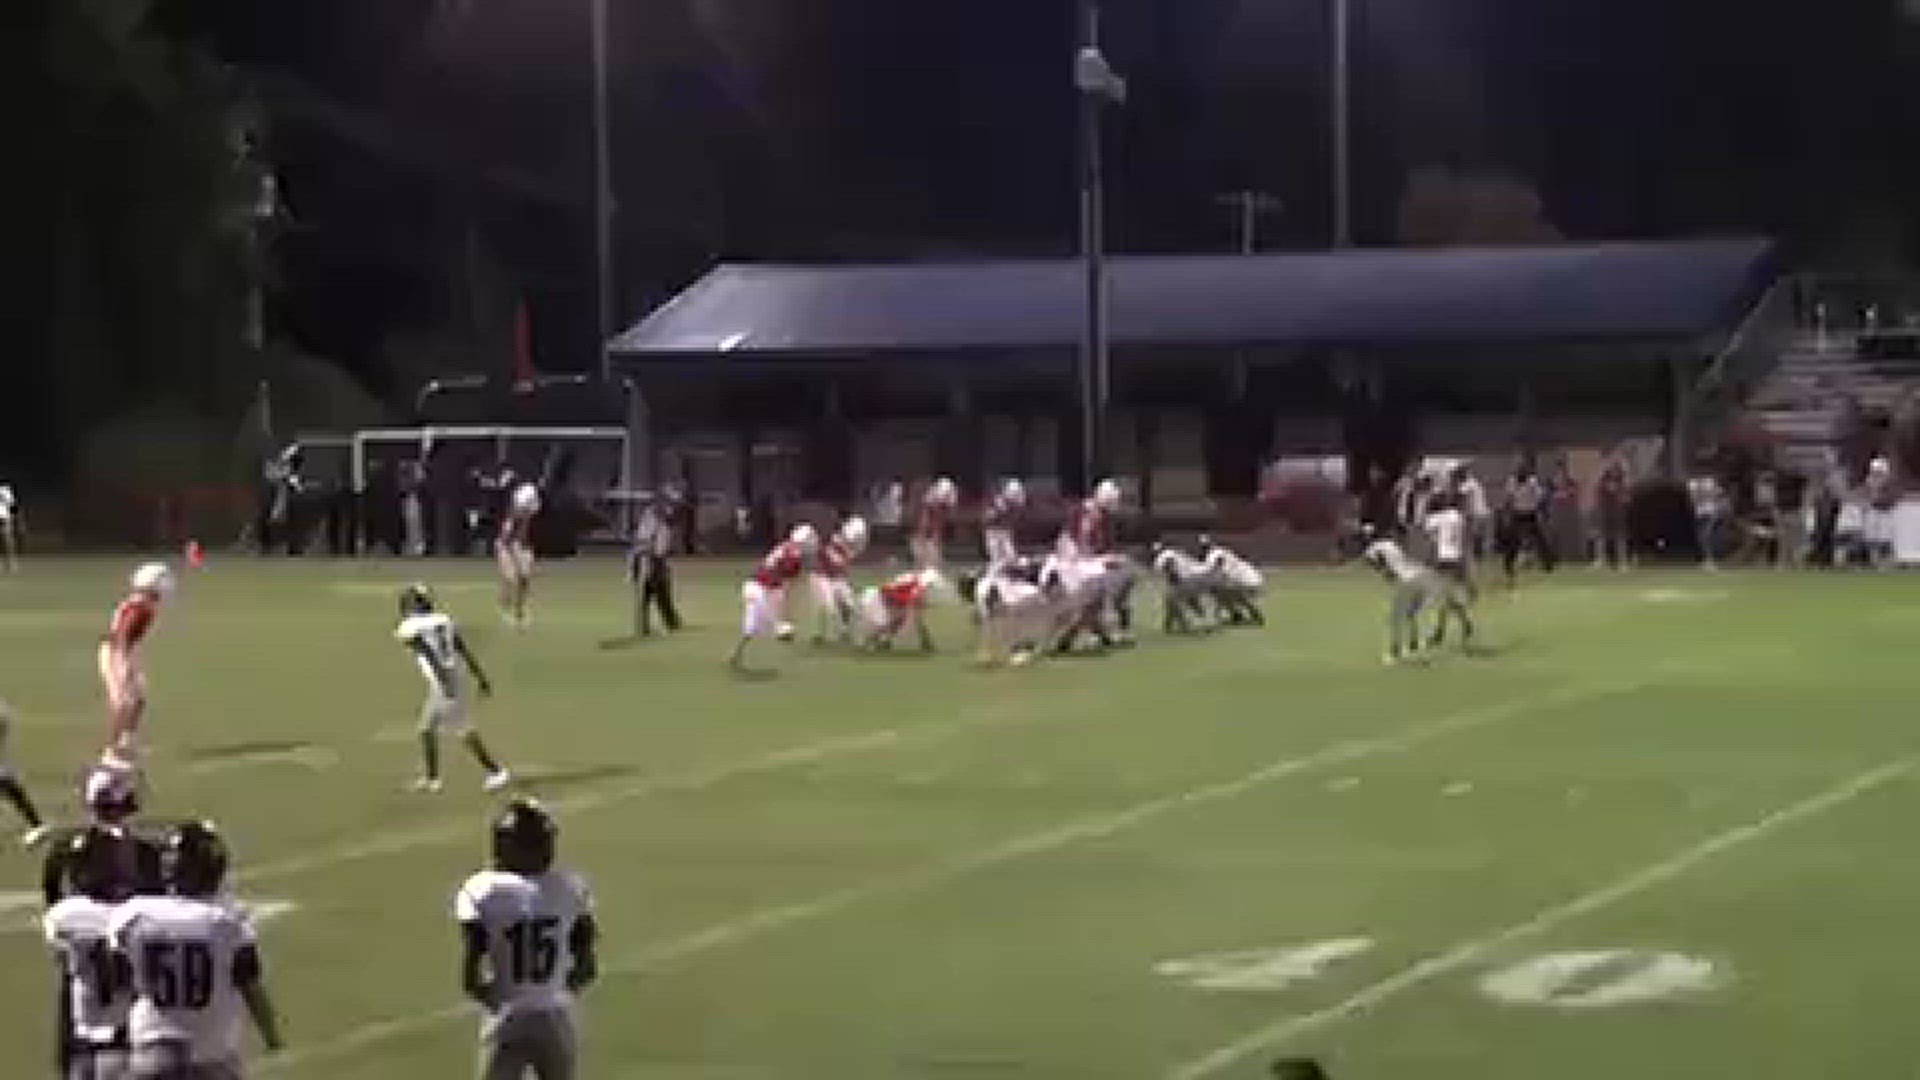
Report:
351,425,631,501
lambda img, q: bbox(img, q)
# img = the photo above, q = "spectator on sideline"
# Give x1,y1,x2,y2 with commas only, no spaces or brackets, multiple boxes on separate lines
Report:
1593,457,1631,568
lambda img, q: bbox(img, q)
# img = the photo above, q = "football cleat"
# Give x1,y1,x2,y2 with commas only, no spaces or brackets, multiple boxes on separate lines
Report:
20,824,50,850
483,770,514,793
411,776,444,794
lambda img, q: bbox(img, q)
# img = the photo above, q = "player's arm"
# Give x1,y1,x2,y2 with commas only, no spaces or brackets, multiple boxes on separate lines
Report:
40,840,68,906
459,920,494,1005
453,634,493,696
233,944,285,1051
566,913,599,993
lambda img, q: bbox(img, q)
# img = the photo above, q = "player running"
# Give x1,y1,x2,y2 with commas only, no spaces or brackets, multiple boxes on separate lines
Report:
1361,528,1473,663
1423,492,1476,601
1058,478,1121,559
728,525,817,672
497,472,542,628
808,517,868,644
456,799,597,1080
858,568,945,652
99,563,172,767
44,826,137,1080
981,479,1026,567
910,478,958,571
1,479,20,571
0,700,47,847
396,584,512,794
112,821,285,1077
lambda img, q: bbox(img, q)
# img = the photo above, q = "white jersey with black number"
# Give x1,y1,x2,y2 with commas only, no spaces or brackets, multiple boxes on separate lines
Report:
1202,547,1264,590
397,612,462,698
0,483,15,522
455,869,593,1017
45,896,133,1043
111,896,259,1062
1424,508,1467,563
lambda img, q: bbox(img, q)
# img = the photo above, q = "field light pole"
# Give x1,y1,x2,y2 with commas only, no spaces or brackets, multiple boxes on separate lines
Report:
1332,0,1353,248
1076,2,1125,491
590,0,614,383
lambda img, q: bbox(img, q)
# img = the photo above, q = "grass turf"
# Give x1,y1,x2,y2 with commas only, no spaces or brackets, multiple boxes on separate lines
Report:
1,556,1917,1078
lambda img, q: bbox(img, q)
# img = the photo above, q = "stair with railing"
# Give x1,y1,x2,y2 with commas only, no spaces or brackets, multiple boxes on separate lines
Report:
1745,330,1920,474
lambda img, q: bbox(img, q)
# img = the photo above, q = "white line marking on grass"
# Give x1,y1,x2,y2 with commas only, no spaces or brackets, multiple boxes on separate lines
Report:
1478,948,1724,1009
1167,756,1915,1080
259,679,1638,1074
1157,939,1376,993
183,747,339,777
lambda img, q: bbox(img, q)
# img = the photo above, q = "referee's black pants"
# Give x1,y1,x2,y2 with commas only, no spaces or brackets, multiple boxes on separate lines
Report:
637,554,681,634
1503,511,1556,576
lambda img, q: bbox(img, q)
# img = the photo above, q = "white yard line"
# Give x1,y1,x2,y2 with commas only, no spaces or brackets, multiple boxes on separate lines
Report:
1167,755,1917,1080
259,678,1638,1074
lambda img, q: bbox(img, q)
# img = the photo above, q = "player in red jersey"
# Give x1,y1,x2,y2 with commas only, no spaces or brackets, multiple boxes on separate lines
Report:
982,479,1025,567
808,517,869,644
910,477,958,571
98,563,172,766
858,568,945,651
1057,478,1122,559
728,525,818,671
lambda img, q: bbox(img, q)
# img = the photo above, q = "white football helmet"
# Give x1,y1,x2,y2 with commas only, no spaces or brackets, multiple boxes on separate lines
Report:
928,477,958,506
1001,479,1027,504
837,516,870,551
788,523,820,551
129,562,174,597
1093,478,1122,510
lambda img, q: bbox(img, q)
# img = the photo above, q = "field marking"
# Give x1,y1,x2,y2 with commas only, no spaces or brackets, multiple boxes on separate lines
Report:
259,679,1638,1073
1157,939,1376,993
1168,755,1916,1079
1478,949,1724,1009
183,747,340,777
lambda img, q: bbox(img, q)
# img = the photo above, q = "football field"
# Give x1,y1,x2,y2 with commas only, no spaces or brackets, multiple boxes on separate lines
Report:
3,556,1919,1078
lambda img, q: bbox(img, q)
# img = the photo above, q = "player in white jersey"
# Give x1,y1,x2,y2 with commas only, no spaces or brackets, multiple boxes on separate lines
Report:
0,698,48,846
45,827,136,1080
1422,493,1477,601
1198,536,1266,626
1,480,20,571
1361,528,1473,663
456,799,597,1080
396,584,511,794
112,821,283,1079
497,478,542,628
1151,542,1212,633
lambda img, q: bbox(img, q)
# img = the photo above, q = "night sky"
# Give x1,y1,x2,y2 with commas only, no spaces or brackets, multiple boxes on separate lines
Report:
193,0,1920,369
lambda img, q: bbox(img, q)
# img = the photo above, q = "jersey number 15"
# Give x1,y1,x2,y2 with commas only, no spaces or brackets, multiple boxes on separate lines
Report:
502,917,561,983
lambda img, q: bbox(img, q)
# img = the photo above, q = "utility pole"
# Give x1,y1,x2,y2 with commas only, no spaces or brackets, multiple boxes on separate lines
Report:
1075,1,1126,492
1331,0,1353,247
590,0,615,382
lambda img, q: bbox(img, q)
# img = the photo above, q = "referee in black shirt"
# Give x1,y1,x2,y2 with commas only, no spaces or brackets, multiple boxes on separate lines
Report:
629,496,681,636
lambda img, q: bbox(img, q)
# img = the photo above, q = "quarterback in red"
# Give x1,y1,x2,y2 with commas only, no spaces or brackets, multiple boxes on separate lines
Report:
728,525,818,672
98,562,172,765
1057,478,1122,559
808,517,868,643
858,568,945,652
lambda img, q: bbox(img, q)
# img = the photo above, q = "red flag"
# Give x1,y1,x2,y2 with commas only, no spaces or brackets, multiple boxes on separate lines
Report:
512,300,537,392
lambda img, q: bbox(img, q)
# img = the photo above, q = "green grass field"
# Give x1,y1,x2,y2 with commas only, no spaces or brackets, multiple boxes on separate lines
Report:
2,556,1919,1078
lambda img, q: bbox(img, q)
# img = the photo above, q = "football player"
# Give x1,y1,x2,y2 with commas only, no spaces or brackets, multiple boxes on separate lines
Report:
1422,492,1477,602
456,799,597,1080
1,479,20,571
44,826,135,1079
962,557,1053,666
1198,536,1266,626
1057,478,1121,559
910,478,958,571
981,479,1026,567
808,517,868,644
1150,542,1213,634
99,563,173,767
497,472,542,628
0,699,47,847
43,762,162,907
728,525,816,672
396,585,512,794
858,568,944,652
1360,527,1472,663
112,821,284,1077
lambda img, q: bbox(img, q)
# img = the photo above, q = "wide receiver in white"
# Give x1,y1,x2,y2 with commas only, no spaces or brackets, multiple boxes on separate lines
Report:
99,562,173,768
396,584,512,793
457,799,597,1080
808,517,868,644
44,826,137,1079
728,525,816,672
497,475,542,628
1361,526,1473,663
112,820,285,1077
